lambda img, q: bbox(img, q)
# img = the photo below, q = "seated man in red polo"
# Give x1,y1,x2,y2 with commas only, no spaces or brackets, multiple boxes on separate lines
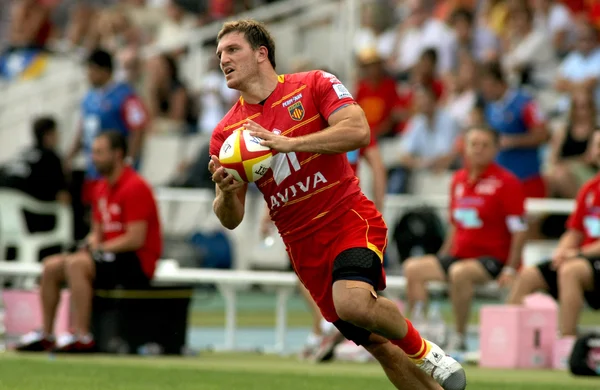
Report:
508,129,600,337
403,126,528,353
16,131,162,353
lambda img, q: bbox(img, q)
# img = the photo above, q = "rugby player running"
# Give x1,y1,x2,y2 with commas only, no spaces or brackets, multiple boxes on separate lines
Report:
208,19,466,390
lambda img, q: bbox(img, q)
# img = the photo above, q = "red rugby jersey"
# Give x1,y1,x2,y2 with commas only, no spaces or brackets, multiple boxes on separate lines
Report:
210,71,362,241
567,173,600,246
449,163,526,263
93,166,163,278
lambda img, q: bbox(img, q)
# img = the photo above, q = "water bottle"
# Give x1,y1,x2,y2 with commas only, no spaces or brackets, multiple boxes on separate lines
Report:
411,301,429,339
138,342,163,356
427,303,447,347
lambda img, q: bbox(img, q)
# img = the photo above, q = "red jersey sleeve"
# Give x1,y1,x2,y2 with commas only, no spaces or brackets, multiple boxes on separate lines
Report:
522,100,545,131
566,183,590,232
311,70,356,120
500,175,527,232
121,95,149,132
121,181,156,223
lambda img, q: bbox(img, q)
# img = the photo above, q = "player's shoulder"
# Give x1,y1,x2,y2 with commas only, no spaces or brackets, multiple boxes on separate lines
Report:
213,100,245,136
452,167,469,184
580,173,600,195
110,82,137,101
123,169,154,198
285,70,339,86
491,164,521,185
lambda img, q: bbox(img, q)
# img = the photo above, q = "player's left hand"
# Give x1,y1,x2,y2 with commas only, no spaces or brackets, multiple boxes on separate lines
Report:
497,269,516,288
245,120,296,153
499,135,517,150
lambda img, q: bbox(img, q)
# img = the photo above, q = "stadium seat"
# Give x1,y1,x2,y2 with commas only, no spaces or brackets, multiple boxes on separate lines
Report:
0,189,73,289
140,134,185,186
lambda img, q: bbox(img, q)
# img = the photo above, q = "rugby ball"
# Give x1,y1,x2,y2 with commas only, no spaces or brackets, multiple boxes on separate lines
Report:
219,129,273,183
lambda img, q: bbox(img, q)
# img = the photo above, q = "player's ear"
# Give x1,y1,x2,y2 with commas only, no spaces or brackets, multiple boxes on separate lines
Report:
256,46,269,64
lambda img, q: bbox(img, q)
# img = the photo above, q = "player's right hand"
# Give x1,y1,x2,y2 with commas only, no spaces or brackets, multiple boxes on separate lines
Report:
210,155,244,193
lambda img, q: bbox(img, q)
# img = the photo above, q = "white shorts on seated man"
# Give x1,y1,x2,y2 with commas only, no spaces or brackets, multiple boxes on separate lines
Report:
403,126,529,352
508,129,600,337
16,131,162,353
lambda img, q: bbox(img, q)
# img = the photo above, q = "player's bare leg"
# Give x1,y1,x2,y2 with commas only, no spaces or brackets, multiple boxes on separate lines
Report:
506,266,548,304
332,280,466,390
365,334,442,390
40,255,67,335
299,283,323,337
556,259,595,336
447,261,491,338
65,253,95,337
403,255,446,314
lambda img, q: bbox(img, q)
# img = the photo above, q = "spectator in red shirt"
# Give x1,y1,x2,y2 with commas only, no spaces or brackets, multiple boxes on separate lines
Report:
508,129,600,336
403,126,528,352
16,131,162,353
354,48,400,138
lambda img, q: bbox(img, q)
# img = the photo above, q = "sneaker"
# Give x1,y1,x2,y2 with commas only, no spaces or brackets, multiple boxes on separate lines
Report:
445,333,467,354
413,340,467,390
54,333,96,353
15,331,55,352
311,330,345,363
298,333,322,360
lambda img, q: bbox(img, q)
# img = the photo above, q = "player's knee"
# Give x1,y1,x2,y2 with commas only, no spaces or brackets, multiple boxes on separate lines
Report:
65,253,92,279
42,255,66,280
403,257,424,281
557,259,588,284
447,261,471,283
334,290,373,327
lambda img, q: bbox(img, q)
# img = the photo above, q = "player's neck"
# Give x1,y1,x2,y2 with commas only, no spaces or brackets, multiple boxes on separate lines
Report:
107,164,125,185
468,164,487,181
240,70,279,104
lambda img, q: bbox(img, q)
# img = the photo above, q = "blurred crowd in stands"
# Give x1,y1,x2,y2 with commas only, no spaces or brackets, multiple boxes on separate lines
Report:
2,0,600,216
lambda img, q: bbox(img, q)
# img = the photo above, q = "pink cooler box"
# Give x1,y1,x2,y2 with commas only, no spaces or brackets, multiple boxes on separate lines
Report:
2,289,70,336
480,294,558,369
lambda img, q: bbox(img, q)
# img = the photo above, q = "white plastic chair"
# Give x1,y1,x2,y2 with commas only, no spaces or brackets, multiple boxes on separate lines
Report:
0,189,73,289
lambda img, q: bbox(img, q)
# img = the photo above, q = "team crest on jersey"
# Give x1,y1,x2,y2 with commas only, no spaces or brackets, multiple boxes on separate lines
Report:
288,101,305,121
587,192,595,207
455,183,464,198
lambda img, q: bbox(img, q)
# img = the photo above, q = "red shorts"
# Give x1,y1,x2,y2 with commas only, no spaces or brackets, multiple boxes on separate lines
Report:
523,175,547,199
285,197,388,323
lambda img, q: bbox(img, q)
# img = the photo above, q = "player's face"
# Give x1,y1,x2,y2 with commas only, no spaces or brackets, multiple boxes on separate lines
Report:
91,136,116,176
465,129,497,167
217,32,258,90
87,64,109,88
480,77,502,101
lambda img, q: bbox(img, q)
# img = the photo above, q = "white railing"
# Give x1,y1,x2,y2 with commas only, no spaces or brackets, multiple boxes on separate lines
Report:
0,261,499,353
0,190,576,352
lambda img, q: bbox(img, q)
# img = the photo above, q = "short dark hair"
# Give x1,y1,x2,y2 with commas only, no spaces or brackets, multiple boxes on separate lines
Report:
420,48,438,65
217,19,277,69
97,131,128,158
480,62,505,84
466,125,500,144
450,8,473,26
87,48,114,72
32,116,56,147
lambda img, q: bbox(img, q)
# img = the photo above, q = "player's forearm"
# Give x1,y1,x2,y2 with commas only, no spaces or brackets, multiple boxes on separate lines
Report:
506,230,527,269
579,240,600,257
506,132,548,148
101,233,144,253
291,114,370,154
128,130,144,161
437,226,455,257
557,229,582,251
213,188,245,230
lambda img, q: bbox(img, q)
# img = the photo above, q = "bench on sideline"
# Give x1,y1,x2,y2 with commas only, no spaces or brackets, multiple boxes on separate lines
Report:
0,260,505,353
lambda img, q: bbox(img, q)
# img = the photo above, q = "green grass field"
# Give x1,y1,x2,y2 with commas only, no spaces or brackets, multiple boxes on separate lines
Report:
0,352,598,390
